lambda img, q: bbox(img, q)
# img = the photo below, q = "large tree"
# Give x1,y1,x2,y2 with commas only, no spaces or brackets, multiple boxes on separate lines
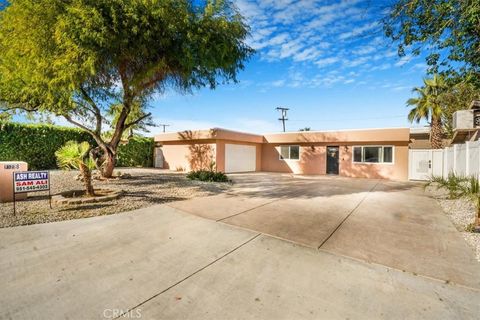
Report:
407,74,448,149
383,0,480,83
0,0,253,177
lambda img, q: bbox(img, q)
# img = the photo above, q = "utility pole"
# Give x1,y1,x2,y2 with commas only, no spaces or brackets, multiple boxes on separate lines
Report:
159,124,170,133
276,107,289,132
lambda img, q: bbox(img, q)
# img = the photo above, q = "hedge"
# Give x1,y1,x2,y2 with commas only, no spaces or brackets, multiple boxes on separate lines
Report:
117,137,154,168
0,122,154,170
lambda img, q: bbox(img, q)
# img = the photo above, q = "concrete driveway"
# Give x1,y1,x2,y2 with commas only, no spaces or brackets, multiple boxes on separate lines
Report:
1,173,480,319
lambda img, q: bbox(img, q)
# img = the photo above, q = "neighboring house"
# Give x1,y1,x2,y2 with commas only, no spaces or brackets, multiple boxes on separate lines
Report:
154,127,410,180
409,127,449,149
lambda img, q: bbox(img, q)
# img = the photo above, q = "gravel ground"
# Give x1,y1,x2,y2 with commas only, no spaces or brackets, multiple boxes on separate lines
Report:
426,184,480,262
0,168,230,228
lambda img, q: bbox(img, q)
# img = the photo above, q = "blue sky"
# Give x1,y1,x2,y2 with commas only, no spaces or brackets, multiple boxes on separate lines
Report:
13,0,429,135
146,0,429,135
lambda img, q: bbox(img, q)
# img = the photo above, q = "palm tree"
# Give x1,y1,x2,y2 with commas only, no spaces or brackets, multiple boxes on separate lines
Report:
55,141,95,196
407,74,448,149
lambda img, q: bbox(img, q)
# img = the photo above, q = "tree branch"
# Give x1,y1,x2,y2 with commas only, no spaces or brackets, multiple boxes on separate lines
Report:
79,86,102,135
62,114,108,150
125,112,152,129
0,103,39,113
109,60,132,149
134,72,165,94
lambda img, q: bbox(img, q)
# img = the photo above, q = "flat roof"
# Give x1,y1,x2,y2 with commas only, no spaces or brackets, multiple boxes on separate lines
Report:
263,128,410,143
155,127,410,144
154,128,264,143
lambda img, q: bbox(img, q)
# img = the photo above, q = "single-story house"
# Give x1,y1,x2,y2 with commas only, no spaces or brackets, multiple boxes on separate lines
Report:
154,127,410,180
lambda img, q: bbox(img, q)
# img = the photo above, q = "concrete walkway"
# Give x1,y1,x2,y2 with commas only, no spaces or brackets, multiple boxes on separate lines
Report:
1,174,480,319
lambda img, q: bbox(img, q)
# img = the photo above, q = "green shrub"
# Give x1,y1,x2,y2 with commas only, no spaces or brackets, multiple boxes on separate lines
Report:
116,137,154,168
427,173,468,199
0,122,95,170
186,170,230,182
0,122,154,170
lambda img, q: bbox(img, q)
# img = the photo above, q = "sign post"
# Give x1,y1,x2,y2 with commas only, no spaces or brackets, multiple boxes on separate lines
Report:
12,171,51,215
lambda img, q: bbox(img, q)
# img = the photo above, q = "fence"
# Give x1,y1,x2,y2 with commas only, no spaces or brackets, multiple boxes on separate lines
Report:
409,140,480,180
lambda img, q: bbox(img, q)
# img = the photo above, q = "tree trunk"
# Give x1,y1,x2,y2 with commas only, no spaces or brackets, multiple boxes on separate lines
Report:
430,117,443,149
79,163,95,196
101,151,116,178
90,145,117,178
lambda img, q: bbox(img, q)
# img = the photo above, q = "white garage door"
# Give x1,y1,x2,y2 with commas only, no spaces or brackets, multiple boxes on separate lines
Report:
225,144,256,173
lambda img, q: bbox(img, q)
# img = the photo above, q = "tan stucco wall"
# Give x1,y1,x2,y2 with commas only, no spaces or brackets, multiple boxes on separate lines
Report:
339,145,409,180
0,161,28,202
160,142,216,171
156,127,410,180
160,140,262,173
261,143,408,180
261,144,326,174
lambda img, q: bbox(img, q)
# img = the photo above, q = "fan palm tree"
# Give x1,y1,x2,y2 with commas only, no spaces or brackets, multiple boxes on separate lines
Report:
407,74,448,149
55,141,95,196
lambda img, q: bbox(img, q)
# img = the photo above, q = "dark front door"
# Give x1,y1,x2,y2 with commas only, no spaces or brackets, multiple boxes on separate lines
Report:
326,146,339,174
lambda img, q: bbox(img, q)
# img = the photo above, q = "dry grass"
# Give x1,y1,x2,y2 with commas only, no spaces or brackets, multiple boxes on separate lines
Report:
0,168,230,228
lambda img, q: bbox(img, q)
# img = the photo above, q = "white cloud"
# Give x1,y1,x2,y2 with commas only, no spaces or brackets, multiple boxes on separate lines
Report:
235,0,415,89
315,57,340,67
271,79,286,87
353,45,376,55
410,63,427,71
394,55,413,67
343,56,369,67
293,47,322,62
338,22,379,40
391,85,410,91
369,63,391,71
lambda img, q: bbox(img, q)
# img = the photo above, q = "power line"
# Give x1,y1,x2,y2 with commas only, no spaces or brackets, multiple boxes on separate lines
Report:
276,107,289,132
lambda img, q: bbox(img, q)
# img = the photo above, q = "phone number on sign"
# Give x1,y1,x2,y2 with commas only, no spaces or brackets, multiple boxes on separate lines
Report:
15,184,49,192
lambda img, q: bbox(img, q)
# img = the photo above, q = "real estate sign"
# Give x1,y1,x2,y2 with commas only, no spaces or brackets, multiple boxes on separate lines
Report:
13,171,50,193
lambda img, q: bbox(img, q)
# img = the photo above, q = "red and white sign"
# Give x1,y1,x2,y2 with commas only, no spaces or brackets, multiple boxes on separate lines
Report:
13,171,50,193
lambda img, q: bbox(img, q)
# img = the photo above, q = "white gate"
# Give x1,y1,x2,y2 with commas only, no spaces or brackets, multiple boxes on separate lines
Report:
409,149,444,180
409,142,480,180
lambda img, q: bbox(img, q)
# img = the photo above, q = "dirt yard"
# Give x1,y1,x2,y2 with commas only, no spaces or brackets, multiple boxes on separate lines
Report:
0,168,230,228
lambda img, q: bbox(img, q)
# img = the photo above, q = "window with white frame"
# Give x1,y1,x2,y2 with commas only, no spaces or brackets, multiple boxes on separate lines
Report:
353,146,393,164
279,145,300,160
